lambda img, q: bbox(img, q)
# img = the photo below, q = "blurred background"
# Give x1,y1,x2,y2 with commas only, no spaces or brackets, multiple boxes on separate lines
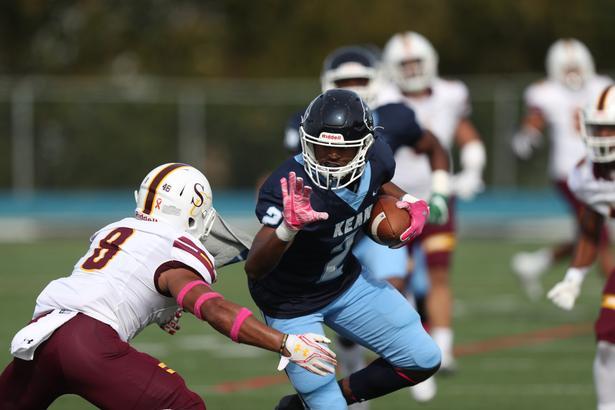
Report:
1,0,614,237
1,1,614,409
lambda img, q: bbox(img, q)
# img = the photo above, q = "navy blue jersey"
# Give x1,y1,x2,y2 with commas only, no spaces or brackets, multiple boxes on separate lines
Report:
284,103,423,155
250,137,396,318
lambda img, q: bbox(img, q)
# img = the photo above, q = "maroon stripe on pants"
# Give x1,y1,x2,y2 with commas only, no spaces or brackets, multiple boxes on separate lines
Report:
0,313,205,409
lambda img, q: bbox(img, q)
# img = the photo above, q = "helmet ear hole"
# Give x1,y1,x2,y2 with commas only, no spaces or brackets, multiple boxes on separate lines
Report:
188,217,196,228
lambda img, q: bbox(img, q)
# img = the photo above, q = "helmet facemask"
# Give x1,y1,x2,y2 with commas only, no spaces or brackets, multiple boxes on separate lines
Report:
383,32,438,93
581,85,615,163
581,118,615,163
300,127,373,190
396,58,432,93
546,39,595,91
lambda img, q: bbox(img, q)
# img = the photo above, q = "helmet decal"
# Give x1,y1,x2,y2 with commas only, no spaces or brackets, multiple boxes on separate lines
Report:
142,163,188,214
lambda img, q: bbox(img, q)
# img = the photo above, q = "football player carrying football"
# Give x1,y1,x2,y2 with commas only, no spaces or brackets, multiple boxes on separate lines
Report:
547,84,615,410
282,44,452,406
0,163,336,409
247,89,442,410
510,39,614,300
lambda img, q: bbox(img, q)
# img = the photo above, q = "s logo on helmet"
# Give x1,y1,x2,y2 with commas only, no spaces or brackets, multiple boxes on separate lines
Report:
190,183,208,216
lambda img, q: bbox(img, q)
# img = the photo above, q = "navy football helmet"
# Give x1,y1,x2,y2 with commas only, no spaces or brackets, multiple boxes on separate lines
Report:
300,89,375,190
321,45,382,105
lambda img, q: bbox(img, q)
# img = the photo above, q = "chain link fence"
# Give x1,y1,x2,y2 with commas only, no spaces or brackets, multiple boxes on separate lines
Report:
0,73,569,193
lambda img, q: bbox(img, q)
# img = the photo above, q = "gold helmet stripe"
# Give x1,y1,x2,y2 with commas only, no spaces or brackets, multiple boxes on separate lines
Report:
143,163,188,214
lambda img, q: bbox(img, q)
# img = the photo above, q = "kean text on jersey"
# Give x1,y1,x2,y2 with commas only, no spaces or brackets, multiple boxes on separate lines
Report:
333,204,373,238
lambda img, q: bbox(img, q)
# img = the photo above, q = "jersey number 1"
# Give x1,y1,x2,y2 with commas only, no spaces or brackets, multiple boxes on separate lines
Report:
81,227,134,270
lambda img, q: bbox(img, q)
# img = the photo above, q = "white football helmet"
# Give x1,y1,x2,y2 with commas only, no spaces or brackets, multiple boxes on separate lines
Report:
135,163,216,239
546,38,595,91
581,84,615,163
321,46,382,105
382,31,438,93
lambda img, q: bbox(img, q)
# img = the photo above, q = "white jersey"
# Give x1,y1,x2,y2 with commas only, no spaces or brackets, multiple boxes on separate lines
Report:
385,78,470,199
34,217,216,342
568,160,615,218
525,75,612,181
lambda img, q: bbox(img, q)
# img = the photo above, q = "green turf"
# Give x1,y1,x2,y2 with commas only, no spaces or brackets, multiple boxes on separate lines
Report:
0,238,604,409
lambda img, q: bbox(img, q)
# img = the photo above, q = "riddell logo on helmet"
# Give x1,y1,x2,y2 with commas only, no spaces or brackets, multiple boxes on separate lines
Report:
319,132,345,142
135,211,158,222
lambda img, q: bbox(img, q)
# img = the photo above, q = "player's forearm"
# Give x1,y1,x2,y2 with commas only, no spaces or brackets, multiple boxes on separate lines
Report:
414,130,450,172
380,182,407,200
571,235,599,268
244,226,290,280
201,298,285,353
523,109,546,133
572,207,604,267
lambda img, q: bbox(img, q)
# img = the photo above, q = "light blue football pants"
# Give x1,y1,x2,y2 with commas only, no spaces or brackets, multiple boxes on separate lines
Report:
264,271,441,409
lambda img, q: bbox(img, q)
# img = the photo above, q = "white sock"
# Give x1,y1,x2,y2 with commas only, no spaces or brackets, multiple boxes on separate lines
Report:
431,327,453,362
595,341,615,410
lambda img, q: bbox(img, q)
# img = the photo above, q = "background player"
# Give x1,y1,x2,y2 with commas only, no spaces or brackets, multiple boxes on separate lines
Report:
510,38,614,299
546,84,615,410
248,89,442,410
381,31,487,388
0,163,336,409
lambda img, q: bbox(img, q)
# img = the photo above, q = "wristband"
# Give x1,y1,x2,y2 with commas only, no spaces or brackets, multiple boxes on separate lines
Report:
230,308,253,343
279,333,289,354
564,266,590,284
460,140,486,173
176,280,209,309
431,169,451,196
193,292,223,320
401,193,421,204
275,222,299,242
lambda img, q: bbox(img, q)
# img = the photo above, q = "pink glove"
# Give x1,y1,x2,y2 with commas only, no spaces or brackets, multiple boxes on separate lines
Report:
395,198,429,245
280,172,329,230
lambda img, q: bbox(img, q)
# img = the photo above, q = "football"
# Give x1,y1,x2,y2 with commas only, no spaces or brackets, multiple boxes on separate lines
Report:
367,194,412,247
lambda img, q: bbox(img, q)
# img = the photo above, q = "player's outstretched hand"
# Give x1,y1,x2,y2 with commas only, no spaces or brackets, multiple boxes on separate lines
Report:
280,172,329,230
395,196,430,246
277,333,337,376
547,277,582,310
159,308,182,335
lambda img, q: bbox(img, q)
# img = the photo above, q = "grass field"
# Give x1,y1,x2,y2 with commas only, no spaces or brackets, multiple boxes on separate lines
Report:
0,238,605,409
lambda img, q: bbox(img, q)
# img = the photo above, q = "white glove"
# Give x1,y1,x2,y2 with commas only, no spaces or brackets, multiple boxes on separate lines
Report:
511,128,541,160
547,267,588,310
452,170,484,200
277,333,337,376
158,308,182,335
